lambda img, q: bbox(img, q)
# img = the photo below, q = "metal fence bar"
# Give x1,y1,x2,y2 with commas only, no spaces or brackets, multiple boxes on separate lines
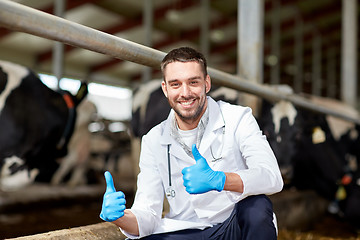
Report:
0,0,359,124
0,0,165,68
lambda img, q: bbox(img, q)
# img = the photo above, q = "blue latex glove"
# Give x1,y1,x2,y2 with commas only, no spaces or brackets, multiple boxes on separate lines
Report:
100,171,126,222
182,144,226,194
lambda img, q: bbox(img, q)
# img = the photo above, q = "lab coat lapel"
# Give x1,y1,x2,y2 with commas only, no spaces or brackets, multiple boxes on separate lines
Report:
160,110,195,164
199,97,225,154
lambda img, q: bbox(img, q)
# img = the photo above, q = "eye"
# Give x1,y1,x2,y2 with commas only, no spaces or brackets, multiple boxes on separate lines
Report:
169,82,180,88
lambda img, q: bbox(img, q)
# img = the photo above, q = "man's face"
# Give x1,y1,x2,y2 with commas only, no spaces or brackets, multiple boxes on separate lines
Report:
161,61,211,130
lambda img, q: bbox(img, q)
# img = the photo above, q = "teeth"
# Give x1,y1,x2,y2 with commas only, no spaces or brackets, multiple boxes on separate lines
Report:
181,100,193,106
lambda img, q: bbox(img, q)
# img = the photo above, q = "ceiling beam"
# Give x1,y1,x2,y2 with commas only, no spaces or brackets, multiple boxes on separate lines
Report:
90,16,236,73
36,0,197,63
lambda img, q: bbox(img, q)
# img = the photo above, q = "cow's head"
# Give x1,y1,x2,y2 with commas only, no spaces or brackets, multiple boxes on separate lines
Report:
260,100,299,183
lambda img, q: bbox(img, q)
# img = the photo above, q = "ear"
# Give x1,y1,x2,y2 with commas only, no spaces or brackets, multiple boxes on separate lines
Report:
205,75,211,94
161,80,168,98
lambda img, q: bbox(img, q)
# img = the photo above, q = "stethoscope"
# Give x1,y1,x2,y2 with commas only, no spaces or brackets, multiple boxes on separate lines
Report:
165,111,226,199
166,144,176,198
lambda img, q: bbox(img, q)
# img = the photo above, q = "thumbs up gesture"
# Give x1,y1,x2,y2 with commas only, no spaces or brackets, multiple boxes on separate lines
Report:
181,144,226,194
100,171,126,222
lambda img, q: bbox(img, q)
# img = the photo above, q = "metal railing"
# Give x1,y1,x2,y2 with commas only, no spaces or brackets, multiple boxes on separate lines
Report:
0,0,359,124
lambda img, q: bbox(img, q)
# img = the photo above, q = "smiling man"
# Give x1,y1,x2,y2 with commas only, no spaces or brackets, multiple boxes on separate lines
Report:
161,58,210,130
100,47,283,239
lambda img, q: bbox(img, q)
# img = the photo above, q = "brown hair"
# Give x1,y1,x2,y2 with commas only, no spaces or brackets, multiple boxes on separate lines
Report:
161,47,207,77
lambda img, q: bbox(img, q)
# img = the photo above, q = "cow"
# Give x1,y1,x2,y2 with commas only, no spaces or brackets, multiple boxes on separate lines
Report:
0,60,87,191
258,98,345,198
257,87,360,227
308,95,360,227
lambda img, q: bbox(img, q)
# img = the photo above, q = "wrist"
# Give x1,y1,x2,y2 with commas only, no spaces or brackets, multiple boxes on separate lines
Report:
216,171,226,192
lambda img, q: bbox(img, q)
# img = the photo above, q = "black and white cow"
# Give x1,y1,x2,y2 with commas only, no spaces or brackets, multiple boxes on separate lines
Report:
257,89,360,227
308,96,360,226
0,60,87,191
258,98,345,199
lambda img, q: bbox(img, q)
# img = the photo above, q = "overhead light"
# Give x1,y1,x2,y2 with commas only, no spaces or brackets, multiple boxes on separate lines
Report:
40,73,132,100
266,55,278,66
39,74,58,89
210,30,225,43
108,122,127,132
88,122,105,133
166,10,181,23
88,82,132,100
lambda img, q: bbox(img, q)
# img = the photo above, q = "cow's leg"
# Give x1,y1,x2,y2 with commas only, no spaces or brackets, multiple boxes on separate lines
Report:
67,143,90,187
51,151,77,185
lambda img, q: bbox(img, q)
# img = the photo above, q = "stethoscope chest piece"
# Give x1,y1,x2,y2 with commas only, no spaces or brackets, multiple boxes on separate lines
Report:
166,187,176,198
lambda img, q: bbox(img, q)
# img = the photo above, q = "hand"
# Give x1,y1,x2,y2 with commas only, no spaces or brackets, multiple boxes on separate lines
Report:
182,144,226,194
100,171,126,222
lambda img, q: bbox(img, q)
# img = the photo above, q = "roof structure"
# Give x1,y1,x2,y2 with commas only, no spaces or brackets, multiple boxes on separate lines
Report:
0,0,358,101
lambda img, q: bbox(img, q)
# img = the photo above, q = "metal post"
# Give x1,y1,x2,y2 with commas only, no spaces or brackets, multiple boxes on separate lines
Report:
238,0,264,83
53,0,66,89
341,0,358,107
294,15,303,94
200,0,210,59
142,0,153,83
238,0,264,113
312,33,322,96
326,47,337,98
270,0,280,85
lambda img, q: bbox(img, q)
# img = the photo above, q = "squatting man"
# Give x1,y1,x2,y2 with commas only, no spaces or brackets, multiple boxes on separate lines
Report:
100,47,283,239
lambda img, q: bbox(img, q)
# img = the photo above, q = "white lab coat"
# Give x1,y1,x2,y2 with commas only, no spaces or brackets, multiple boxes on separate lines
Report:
122,97,283,239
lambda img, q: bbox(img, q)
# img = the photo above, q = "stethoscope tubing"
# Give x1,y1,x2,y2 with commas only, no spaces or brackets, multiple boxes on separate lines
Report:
167,144,172,187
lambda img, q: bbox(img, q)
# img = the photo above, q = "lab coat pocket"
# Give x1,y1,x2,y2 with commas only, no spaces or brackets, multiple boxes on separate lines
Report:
192,191,232,220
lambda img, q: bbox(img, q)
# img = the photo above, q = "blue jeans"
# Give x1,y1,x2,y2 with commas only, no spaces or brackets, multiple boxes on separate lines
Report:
140,195,277,240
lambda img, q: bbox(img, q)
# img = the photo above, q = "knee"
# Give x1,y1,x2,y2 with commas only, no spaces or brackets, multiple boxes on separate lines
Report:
236,195,277,239
237,195,274,227
245,206,271,228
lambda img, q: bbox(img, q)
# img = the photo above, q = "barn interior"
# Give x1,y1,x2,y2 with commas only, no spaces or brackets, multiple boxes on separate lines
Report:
0,0,359,239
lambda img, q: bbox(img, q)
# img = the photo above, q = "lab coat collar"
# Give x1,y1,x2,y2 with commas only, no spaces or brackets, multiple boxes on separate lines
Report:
160,110,192,163
160,110,175,146
160,97,225,158
199,97,225,154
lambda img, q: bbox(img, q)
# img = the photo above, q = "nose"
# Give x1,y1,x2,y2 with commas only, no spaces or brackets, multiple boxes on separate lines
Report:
180,83,191,97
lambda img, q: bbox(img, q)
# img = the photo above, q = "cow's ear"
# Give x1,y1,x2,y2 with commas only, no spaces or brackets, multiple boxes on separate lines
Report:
161,80,168,98
74,82,88,105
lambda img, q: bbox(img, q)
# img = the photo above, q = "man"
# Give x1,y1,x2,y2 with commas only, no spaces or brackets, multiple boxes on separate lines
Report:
100,47,283,239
